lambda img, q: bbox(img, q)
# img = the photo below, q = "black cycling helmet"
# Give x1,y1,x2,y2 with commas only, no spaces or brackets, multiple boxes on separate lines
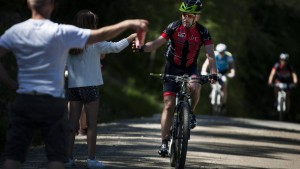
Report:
179,0,203,14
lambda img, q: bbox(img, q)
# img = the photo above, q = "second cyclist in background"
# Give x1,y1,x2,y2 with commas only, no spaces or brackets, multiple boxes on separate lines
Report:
201,43,235,112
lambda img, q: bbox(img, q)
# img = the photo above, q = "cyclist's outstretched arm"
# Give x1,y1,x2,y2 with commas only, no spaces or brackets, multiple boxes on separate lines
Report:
87,19,148,44
142,36,167,52
204,44,218,74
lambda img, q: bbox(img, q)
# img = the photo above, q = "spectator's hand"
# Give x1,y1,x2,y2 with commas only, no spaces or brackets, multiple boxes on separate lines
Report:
127,19,149,32
132,41,145,53
132,40,139,52
126,33,137,43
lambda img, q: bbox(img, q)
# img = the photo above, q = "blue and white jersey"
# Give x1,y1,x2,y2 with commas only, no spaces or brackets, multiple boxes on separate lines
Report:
214,51,234,74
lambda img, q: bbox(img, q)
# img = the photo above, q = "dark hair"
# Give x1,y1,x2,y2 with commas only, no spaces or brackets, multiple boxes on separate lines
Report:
69,10,99,55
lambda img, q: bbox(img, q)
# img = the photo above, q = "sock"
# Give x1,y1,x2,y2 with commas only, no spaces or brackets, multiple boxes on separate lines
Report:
162,139,168,145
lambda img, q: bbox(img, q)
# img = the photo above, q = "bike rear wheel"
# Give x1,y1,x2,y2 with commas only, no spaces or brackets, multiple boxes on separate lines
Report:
174,102,190,169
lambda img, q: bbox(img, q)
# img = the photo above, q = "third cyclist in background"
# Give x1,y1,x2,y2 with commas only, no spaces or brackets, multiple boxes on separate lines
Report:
268,53,298,119
201,43,235,113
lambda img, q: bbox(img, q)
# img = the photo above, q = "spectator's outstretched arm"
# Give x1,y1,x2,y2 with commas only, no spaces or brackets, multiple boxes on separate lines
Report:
0,46,18,90
88,19,148,45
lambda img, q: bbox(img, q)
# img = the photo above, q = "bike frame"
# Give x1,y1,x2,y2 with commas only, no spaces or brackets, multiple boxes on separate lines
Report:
173,77,191,139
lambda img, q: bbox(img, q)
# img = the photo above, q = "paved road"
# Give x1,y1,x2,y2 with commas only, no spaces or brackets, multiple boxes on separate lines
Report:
1,114,300,169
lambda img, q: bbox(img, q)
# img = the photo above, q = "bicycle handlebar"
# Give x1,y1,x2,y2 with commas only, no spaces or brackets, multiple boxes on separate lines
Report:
271,83,297,89
150,73,214,85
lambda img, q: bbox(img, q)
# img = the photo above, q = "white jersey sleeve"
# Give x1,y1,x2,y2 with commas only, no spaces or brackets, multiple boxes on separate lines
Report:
94,39,129,54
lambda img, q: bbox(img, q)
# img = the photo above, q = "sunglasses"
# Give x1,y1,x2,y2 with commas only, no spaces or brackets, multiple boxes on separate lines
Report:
182,13,196,19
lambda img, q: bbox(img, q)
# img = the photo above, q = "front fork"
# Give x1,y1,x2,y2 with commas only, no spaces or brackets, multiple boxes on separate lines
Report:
171,94,191,141
171,93,180,140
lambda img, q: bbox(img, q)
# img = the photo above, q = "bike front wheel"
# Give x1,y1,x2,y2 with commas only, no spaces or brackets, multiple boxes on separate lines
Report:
278,97,286,121
212,92,222,115
175,101,190,169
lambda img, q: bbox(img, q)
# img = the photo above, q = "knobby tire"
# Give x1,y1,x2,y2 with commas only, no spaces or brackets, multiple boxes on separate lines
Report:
213,92,222,115
278,97,285,121
175,102,190,169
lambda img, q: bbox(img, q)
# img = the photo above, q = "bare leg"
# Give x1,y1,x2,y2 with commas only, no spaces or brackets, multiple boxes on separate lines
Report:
221,81,227,104
3,159,21,169
161,96,175,140
67,101,83,160
84,99,99,160
189,81,201,111
79,107,88,133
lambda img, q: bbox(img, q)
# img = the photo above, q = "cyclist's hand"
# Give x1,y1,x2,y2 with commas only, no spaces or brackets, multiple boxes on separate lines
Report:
291,83,297,88
209,74,218,84
227,72,235,78
132,42,145,53
201,71,208,75
268,82,273,87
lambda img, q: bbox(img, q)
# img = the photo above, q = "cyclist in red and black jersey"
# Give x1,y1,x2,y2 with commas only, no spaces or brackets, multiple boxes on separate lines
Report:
268,53,298,114
133,0,217,156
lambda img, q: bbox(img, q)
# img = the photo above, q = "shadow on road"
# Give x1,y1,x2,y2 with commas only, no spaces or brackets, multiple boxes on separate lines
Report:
1,115,299,169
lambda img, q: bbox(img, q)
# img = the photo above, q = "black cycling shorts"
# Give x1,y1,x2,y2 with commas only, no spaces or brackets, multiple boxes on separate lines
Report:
163,61,199,97
68,86,99,104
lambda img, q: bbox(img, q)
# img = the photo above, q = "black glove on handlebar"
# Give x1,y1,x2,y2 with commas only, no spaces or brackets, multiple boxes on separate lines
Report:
210,74,218,81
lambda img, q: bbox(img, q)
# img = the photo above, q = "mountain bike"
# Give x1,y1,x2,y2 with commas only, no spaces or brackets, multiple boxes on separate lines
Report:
150,73,212,169
210,74,225,115
273,83,295,121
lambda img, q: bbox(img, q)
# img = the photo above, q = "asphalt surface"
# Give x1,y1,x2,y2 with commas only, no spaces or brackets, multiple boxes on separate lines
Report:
1,114,300,169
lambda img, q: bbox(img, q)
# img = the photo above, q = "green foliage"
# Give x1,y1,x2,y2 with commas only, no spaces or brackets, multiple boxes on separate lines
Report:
98,72,162,122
